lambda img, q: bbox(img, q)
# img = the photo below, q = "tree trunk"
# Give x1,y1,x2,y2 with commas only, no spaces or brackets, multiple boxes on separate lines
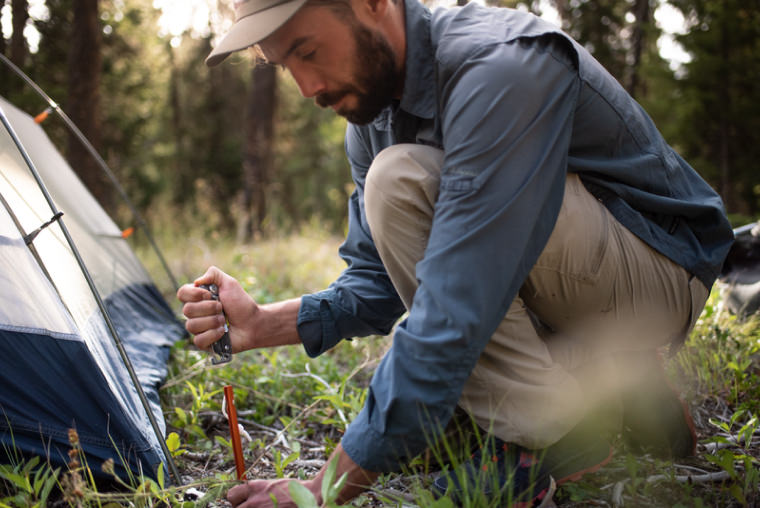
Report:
67,0,107,207
10,0,28,67
240,64,277,241
552,0,571,26
718,16,734,212
0,1,6,96
627,0,649,98
168,44,185,200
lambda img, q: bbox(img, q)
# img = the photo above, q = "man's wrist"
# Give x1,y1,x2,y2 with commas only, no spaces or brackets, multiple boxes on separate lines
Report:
253,298,302,348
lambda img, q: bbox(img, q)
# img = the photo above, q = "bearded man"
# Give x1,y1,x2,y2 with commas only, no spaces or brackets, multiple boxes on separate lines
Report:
177,0,734,505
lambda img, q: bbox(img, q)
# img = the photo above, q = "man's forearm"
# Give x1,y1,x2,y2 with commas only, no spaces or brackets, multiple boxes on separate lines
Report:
247,297,303,349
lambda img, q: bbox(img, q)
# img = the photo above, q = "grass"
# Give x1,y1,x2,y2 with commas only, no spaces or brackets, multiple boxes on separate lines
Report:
2,227,760,506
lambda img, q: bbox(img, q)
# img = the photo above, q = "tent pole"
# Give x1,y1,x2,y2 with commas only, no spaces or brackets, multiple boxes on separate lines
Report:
0,54,179,293
0,106,182,485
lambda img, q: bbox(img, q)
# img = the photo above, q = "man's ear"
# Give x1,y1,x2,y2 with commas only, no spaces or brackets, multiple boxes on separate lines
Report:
356,0,389,20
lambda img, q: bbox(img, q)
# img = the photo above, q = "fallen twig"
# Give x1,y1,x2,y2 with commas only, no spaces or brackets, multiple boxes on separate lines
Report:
290,459,326,469
611,469,732,507
611,480,625,508
646,470,731,484
181,451,211,462
376,487,417,503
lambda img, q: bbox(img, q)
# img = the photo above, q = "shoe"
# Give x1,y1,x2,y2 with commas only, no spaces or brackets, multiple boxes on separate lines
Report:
431,436,552,507
621,352,697,458
432,428,613,507
540,414,614,485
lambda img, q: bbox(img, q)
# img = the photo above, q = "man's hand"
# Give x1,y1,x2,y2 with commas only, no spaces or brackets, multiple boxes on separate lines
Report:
226,477,309,508
177,266,259,353
226,443,379,507
178,265,304,353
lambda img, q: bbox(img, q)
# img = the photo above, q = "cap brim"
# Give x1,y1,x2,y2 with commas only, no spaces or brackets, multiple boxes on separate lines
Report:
205,0,309,67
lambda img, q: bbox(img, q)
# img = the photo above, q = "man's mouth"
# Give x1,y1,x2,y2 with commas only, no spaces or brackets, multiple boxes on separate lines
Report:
316,91,349,109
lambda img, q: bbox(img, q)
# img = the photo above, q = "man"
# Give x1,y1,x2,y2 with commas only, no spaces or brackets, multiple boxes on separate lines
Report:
177,0,734,505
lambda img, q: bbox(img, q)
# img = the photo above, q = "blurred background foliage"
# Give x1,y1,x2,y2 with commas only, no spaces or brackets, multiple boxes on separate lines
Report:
1,0,759,247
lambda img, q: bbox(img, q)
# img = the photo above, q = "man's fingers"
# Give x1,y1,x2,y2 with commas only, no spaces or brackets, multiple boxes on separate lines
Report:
226,479,296,508
190,327,226,350
226,482,252,506
184,314,225,336
181,299,222,319
194,265,226,288
177,283,214,303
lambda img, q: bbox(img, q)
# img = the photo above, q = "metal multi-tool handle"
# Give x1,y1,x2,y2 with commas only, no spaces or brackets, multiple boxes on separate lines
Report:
199,283,232,365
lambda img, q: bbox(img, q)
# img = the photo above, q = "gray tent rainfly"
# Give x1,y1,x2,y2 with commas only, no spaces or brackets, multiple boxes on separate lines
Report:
0,95,185,482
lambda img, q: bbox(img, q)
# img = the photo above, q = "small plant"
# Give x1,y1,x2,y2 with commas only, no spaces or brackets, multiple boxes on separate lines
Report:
288,453,347,508
704,409,760,506
0,456,59,508
273,442,301,478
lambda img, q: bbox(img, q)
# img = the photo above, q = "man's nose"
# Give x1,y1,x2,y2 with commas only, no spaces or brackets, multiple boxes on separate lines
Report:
290,66,326,98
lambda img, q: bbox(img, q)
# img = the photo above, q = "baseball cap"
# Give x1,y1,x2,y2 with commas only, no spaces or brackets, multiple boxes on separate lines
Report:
206,0,309,67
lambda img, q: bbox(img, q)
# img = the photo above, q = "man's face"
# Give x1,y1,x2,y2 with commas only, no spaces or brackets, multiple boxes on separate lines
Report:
259,3,403,125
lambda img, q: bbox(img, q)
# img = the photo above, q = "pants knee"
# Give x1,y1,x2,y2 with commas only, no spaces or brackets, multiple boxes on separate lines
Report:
364,144,443,236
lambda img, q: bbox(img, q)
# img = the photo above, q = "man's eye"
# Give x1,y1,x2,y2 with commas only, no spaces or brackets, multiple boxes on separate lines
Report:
301,50,316,61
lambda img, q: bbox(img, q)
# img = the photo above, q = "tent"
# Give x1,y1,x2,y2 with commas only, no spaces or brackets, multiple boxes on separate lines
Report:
0,94,185,481
720,222,760,318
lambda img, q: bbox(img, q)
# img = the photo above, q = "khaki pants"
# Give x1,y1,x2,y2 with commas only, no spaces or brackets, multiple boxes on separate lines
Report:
364,144,709,449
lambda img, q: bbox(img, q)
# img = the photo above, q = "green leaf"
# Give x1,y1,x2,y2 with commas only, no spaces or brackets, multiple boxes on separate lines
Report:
38,470,59,505
729,409,746,427
283,451,300,469
430,497,456,508
0,472,31,493
174,407,188,426
22,457,40,473
322,456,338,503
327,472,348,502
215,435,232,448
288,481,319,508
157,462,165,490
166,432,182,453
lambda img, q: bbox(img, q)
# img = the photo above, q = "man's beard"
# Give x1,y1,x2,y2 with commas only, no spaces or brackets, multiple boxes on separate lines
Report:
315,21,401,125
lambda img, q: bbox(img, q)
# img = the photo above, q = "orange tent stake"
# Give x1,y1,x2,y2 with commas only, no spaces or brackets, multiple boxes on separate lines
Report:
224,385,247,480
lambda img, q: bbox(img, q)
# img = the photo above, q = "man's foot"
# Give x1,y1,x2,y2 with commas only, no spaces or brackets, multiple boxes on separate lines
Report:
621,352,697,458
432,428,613,506
431,436,552,507
540,416,614,485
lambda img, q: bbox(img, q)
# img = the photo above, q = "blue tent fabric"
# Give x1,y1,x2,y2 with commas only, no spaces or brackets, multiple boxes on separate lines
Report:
0,329,163,478
104,283,187,434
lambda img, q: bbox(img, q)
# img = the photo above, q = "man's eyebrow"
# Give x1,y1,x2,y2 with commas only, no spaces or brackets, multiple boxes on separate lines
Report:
271,36,312,65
